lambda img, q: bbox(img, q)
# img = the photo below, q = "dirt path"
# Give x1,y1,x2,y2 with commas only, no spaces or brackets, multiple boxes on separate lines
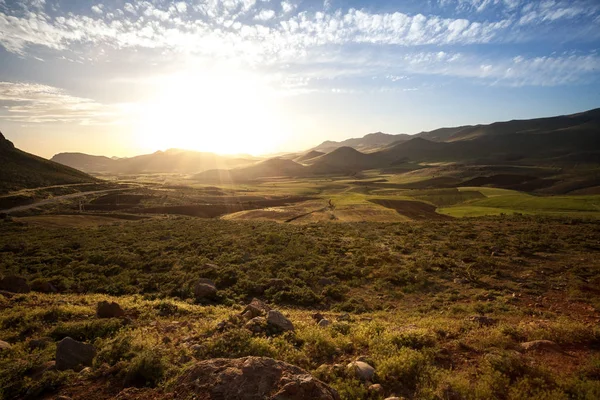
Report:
0,182,101,198
1,188,132,214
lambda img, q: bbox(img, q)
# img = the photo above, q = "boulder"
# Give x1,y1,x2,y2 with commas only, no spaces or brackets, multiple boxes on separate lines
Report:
56,337,96,371
174,356,340,400
31,280,58,293
0,340,11,351
245,316,267,334
311,312,324,323
369,384,384,394
96,301,125,318
194,280,217,300
267,310,295,332
346,361,375,381
243,298,272,319
520,340,562,353
318,319,331,327
0,275,30,293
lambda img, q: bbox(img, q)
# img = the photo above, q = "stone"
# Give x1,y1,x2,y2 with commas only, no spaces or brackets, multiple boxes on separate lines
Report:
267,310,295,332
318,319,331,327
0,340,11,351
346,361,375,381
245,316,267,333
31,280,58,293
520,340,562,353
0,275,30,293
174,356,340,400
194,281,217,300
198,278,216,286
369,384,384,394
312,312,324,323
467,315,497,326
243,298,272,319
96,301,125,318
56,337,96,371
337,313,350,321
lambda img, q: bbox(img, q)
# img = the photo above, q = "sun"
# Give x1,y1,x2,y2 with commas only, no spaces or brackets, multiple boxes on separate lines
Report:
135,70,288,155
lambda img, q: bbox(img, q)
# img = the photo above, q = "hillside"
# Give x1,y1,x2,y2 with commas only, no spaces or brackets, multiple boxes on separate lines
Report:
294,150,324,163
51,149,255,174
313,132,411,153
194,158,307,182
309,146,381,174
0,132,98,194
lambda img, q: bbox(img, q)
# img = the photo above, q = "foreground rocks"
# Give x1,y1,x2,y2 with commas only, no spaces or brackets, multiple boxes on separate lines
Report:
520,340,563,353
56,337,96,371
175,356,340,400
267,310,295,332
194,278,218,300
96,301,125,318
236,298,295,334
347,360,375,381
0,275,30,293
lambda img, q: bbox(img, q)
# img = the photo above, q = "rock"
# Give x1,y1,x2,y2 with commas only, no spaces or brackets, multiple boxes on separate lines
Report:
56,337,96,371
0,275,30,293
312,312,324,323
31,280,58,293
467,315,497,326
96,301,125,318
346,361,375,381
337,313,350,321
318,319,331,327
174,356,340,400
369,384,384,394
384,398,403,400
520,340,562,353
245,316,267,334
267,310,295,332
194,281,217,300
243,298,272,319
0,340,11,351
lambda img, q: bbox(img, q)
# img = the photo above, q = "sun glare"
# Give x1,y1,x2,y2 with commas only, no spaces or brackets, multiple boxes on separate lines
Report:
135,70,288,155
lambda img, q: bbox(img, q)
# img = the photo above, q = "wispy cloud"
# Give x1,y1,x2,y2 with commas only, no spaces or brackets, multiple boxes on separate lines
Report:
0,82,130,124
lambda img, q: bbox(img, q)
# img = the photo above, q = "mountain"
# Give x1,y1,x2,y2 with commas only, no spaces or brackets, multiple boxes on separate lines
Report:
309,147,381,173
313,132,411,153
194,158,307,182
51,149,255,174
294,150,325,163
0,132,98,194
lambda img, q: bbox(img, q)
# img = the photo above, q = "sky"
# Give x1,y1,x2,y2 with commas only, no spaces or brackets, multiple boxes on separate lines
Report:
0,0,599,158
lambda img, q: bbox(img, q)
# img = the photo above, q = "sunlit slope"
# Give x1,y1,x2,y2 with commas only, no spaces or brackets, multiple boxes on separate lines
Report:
0,132,98,194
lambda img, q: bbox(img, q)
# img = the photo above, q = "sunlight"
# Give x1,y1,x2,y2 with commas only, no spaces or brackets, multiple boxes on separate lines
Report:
135,70,288,155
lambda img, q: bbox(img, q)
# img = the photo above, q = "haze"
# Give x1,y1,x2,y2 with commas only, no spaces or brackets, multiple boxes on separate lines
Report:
1,0,600,158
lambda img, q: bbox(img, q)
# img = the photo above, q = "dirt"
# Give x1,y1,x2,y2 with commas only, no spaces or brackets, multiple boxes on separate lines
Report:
369,199,453,220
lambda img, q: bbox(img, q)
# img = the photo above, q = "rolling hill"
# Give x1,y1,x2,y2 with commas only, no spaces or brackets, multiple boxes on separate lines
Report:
313,132,411,153
0,132,98,194
194,158,307,182
51,149,257,174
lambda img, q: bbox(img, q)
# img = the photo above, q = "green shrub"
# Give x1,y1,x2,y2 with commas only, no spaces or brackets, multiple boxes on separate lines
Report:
124,350,167,387
50,319,124,341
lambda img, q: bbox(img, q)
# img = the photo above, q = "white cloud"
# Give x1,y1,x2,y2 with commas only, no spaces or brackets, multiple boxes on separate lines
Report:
255,9,276,21
281,1,295,14
0,82,129,125
91,5,103,15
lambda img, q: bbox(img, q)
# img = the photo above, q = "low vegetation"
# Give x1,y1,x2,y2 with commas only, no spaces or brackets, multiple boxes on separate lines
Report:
1,216,599,399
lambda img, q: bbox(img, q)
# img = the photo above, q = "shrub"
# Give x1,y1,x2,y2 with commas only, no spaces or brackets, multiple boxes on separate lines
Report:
50,319,124,341
124,350,167,387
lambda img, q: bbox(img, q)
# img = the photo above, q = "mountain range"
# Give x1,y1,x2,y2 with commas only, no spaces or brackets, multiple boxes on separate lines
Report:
51,149,257,174
194,108,600,182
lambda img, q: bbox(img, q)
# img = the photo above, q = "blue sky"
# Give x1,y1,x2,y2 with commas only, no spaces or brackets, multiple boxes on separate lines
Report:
0,0,599,157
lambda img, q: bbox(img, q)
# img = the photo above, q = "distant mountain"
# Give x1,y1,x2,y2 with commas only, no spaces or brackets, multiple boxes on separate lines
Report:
294,150,324,163
51,148,255,174
194,158,306,182
0,132,98,194
309,147,380,173
194,108,600,183
313,132,411,153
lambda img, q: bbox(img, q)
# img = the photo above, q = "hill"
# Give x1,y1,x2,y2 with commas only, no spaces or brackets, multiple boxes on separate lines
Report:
309,146,381,174
194,158,307,182
51,149,255,174
0,132,98,194
313,132,411,153
294,150,324,163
